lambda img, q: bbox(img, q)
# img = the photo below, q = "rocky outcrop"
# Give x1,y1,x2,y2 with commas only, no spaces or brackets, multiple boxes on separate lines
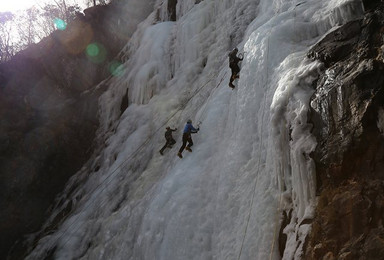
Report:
305,1,384,259
0,2,141,259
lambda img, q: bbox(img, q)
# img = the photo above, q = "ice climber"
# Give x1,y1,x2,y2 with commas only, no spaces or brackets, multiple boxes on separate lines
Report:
159,126,177,155
228,47,243,88
177,119,199,158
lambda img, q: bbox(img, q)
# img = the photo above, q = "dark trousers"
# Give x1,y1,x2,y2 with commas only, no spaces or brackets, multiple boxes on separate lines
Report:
230,63,240,84
178,133,193,154
160,138,176,153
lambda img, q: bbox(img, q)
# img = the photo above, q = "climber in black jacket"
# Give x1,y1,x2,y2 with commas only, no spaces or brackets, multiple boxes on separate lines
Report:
228,48,243,88
159,126,177,155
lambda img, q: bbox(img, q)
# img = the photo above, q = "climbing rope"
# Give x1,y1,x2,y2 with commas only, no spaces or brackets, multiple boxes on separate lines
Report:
196,70,228,124
236,33,271,260
236,3,291,259
37,62,230,259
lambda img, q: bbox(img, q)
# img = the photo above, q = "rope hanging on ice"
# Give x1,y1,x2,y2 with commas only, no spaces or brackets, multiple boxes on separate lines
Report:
38,61,229,257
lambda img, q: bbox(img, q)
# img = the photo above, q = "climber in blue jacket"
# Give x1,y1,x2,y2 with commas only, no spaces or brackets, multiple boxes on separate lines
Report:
177,119,199,158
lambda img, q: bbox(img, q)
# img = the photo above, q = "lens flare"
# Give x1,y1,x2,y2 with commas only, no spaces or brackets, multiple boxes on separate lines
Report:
86,43,106,64
86,43,100,57
109,61,124,76
54,18,67,30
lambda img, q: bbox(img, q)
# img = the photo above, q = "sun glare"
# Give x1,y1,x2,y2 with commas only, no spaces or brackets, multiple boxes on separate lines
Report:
0,0,36,12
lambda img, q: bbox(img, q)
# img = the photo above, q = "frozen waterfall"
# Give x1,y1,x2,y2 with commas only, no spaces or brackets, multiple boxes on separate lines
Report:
26,0,364,259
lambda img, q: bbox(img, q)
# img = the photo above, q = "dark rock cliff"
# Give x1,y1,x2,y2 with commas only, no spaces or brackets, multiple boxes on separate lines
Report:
305,0,384,259
0,2,139,259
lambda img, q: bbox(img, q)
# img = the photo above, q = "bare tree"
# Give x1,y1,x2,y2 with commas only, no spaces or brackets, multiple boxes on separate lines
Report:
85,0,108,7
35,4,59,37
0,2,82,63
49,0,81,24
15,7,42,48
39,1,80,35
0,12,16,62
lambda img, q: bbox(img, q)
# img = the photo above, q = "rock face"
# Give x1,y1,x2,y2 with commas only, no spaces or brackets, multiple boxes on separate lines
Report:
0,3,142,259
305,1,384,259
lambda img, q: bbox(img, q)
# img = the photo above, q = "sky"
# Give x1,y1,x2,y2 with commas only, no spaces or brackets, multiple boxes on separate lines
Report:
0,0,30,12
0,0,43,12
0,0,86,12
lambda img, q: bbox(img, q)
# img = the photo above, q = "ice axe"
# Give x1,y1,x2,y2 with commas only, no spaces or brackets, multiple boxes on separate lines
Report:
238,51,246,59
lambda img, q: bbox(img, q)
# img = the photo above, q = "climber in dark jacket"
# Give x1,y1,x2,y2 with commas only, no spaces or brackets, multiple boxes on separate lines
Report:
177,119,199,158
228,48,243,88
159,126,177,155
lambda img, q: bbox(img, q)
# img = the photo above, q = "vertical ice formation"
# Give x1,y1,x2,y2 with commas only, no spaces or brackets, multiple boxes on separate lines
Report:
26,0,364,259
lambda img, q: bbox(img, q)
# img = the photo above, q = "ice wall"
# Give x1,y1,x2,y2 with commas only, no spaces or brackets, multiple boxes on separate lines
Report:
26,0,364,259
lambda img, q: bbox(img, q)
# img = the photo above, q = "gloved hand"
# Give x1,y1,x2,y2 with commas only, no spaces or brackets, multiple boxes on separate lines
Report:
197,128,200,131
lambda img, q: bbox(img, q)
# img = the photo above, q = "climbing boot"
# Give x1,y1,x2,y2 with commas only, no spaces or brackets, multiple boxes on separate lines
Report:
177,152,183,158
185,147,192,152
